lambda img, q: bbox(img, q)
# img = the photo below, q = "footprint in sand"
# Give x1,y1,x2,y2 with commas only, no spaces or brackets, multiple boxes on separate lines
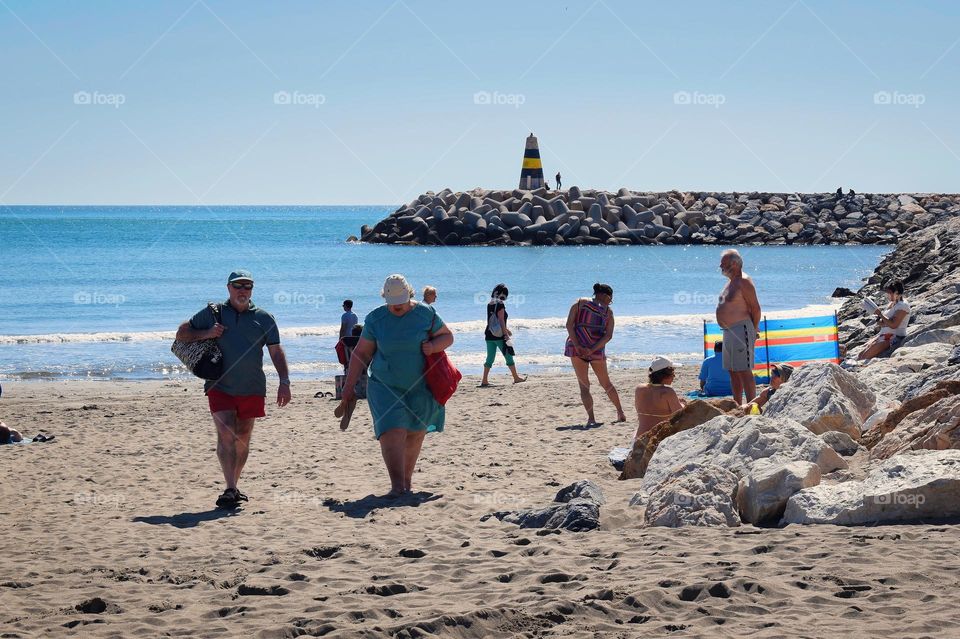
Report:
678,582,732,602
204,605,250,619
75,597,121,614
365,583,423,596
303,546,341,559
236,584,290,596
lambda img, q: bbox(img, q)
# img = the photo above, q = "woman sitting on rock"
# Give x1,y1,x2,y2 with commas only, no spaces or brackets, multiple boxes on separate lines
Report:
741,363,793,414
857,279,911,360
634,357,685,439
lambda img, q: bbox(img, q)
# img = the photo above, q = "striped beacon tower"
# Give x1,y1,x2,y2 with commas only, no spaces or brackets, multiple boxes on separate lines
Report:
518,133,544,190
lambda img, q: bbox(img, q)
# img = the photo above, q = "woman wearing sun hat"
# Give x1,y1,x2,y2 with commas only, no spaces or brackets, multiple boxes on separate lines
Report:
633,356,685,439
337,274,454,498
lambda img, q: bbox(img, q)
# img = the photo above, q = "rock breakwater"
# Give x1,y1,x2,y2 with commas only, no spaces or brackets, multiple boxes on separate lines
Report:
357,188,959,246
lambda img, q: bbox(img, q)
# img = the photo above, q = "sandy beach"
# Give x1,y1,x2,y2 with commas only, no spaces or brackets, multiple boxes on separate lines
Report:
2,370,958,638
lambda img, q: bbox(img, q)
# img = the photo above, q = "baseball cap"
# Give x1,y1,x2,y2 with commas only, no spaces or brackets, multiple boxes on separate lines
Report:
381,274,412,305
228,270,254,284
772,363,794,382
649,356,680,373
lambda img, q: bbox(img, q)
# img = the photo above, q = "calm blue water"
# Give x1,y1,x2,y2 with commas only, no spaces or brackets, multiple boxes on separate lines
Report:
0,206,888,380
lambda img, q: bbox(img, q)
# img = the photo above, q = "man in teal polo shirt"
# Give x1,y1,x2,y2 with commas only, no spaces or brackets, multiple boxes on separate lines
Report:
176,270,291,509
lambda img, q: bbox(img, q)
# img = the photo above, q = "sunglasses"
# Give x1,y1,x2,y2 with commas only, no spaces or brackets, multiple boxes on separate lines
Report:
230,282,253,290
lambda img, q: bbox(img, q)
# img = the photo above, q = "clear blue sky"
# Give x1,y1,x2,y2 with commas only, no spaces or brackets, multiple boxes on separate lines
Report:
1,0,958,204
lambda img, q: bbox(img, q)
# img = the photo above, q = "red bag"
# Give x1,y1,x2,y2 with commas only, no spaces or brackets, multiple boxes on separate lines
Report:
335,339,348,366
424,309,461,405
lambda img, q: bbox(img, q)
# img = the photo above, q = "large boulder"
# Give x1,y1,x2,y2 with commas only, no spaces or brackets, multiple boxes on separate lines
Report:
620,399,737,480
782,450,960,525
480,480,603,532
644,463,740,528
861,380,960,449
888,342,956,371
904,327,960,348
639,415,846,493
870,394,960,460
763,362,876,441
735,460,821,525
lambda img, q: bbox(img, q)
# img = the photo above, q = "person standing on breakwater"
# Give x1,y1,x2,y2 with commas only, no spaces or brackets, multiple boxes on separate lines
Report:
564,283,627,426
337,274,454,498
176,270,291,509
480,284,527,387
716,250,761,404
555,172,562,190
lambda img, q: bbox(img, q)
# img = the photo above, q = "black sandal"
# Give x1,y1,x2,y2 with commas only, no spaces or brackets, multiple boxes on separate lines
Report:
216,489,241,509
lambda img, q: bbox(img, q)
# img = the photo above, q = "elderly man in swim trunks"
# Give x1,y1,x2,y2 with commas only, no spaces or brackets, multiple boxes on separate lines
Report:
715,249,762,404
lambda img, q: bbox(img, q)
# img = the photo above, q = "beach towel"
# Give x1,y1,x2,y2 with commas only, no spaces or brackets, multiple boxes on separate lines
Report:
686,390,731,399
2,435,54,446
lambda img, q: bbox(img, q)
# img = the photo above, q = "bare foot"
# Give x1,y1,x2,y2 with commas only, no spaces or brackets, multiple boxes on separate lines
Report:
513,376,528,384
614,414,627,423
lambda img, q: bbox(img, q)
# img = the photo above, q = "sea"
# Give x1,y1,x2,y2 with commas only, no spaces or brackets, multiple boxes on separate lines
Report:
0,206,889,382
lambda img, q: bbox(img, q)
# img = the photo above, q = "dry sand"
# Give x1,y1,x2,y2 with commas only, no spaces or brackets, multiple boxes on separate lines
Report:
1,370,959,638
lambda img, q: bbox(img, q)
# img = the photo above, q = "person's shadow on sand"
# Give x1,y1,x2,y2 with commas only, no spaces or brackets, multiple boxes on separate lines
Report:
132,509,239,529
324,491,442,518
556,422,604,431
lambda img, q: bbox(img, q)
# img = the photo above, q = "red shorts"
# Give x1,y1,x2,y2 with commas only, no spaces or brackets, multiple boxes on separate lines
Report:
207,389,266,419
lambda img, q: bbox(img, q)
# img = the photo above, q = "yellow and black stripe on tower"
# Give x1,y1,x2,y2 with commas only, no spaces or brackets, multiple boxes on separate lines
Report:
519,133,544,190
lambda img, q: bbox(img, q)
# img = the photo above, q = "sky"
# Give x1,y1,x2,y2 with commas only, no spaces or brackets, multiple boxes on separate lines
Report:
1,0,958,205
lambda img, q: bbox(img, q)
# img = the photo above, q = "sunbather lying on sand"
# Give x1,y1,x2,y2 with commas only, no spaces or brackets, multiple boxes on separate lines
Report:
0,420,54,444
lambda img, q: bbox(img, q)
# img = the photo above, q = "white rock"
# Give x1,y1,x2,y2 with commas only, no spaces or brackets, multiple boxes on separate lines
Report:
888,342,955,373
870,394,960,459
781,449,960,525
763,362,876,441
904,327,960,348
639,414,846,493
861,407,895,434
736,460,821,525
644,463,740,527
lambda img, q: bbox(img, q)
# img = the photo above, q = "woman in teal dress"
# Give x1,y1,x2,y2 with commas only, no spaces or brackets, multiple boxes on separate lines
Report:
338,274,454,497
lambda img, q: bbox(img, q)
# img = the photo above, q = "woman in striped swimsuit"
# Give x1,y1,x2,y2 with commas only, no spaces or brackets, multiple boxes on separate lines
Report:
564,283,627,426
